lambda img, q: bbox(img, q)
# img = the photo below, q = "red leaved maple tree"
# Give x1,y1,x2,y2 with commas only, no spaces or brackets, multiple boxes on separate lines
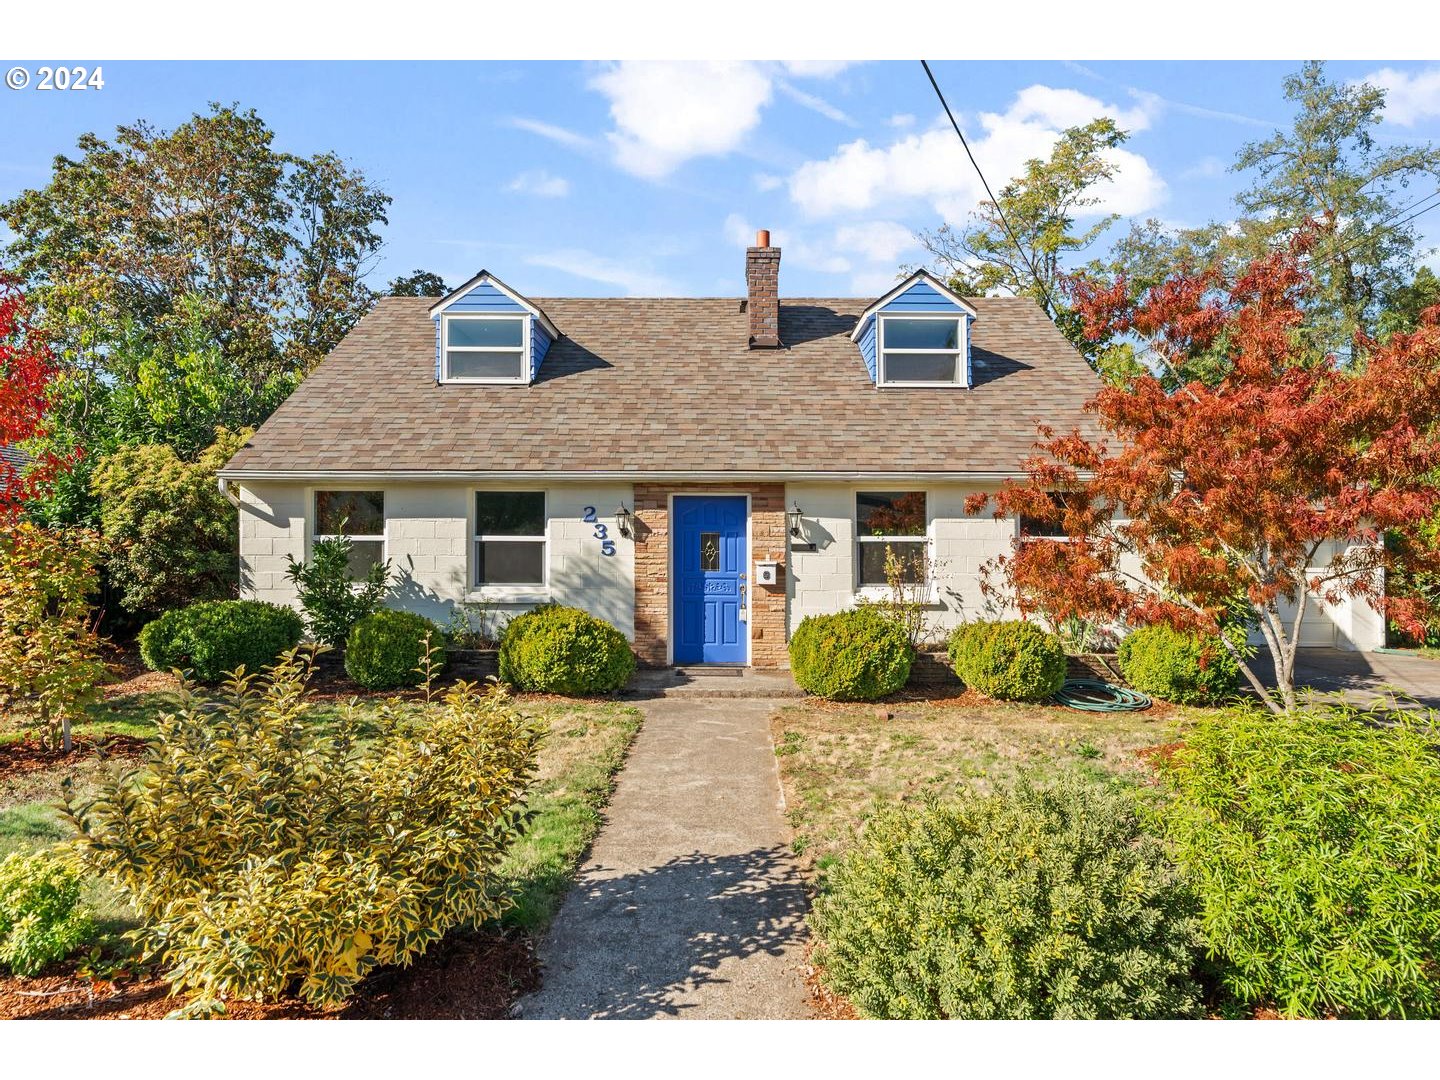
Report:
970,236,1440,713
0,276,70,520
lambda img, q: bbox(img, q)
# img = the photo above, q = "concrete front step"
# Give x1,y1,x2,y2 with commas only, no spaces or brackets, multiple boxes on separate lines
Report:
625,668,805,699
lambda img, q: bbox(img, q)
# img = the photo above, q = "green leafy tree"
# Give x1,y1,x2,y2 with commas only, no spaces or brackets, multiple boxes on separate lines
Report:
387,270,450,297
1096,63,1440,371
89,429,251,616
285,535,391,645
1,103,390,384
1379,266,1440,340
916,118,1130,365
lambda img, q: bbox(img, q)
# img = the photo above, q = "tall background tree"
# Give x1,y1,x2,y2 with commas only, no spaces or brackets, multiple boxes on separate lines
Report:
1,103,390,380
1,103,390,531
387,270,450,298
916,118,1130,366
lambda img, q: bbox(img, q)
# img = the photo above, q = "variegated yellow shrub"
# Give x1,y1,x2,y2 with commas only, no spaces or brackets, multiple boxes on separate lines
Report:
64,648,540,1013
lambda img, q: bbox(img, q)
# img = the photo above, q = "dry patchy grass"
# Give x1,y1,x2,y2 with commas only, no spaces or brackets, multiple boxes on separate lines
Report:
772,697,1199,871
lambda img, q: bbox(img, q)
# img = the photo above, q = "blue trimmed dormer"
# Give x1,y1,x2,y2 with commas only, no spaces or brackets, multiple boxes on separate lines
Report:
851,270,978,388
428,271,559,385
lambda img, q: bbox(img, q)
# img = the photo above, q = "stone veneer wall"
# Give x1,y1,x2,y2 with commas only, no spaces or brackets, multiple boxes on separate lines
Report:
632,482,788,668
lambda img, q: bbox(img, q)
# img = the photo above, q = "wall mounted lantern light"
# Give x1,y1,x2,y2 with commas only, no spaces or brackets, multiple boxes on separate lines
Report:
615,503,634,539
787,501,804,539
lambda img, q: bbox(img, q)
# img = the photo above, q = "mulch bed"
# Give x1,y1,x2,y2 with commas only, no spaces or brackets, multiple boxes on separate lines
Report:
0,928,539,1020
1135,740,1186,769
804,944,857,1020
0,734,151,783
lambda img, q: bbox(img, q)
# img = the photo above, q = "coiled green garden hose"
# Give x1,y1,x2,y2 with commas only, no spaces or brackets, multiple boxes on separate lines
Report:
1053,679,1152,712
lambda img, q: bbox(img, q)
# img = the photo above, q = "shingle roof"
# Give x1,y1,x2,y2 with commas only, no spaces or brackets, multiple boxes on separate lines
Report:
222,296,1103,477
0,444,31,470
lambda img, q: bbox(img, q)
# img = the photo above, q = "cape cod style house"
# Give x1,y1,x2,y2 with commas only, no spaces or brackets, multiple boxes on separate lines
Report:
219,232,1384,666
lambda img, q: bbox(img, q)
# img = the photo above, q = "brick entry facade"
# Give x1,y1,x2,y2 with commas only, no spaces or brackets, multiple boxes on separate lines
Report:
632,482,788,668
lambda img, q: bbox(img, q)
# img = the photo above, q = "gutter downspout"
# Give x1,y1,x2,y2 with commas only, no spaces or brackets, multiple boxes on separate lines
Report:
217,475,241,507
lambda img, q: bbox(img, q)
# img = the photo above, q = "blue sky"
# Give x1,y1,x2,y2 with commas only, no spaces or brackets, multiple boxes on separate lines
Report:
3,59,1440,299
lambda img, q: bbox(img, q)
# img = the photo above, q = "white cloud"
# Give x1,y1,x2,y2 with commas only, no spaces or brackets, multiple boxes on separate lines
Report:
753,172,784,192
887,113,916,128
1363,65,1440,126
590,61,774,179
508,117,594,150
787,83,1166,222
504,169,571,198
722,214,919,293
777,80,857,126
525,249,676,296
587,61,856,179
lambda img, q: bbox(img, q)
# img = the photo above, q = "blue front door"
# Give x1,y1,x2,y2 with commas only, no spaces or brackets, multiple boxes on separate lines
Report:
673,496,748,664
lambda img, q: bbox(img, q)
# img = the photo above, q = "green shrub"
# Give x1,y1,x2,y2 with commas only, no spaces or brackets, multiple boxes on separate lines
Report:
285,535,391,646
948,620,1067,702
344,609,445,690
789,608,912,701
1159,706,1440,1018
0,847,95,976
89,429,250,615
498,605,635,695
65,649,541,1012
139,599,303,684
1118,624,1243,705
813,774,1202,1018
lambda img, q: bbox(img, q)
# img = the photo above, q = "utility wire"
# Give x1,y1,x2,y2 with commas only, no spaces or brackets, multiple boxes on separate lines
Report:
920,60,1060,318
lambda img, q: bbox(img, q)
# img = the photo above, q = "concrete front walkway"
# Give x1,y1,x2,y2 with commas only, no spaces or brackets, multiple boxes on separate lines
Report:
517,696,812,1020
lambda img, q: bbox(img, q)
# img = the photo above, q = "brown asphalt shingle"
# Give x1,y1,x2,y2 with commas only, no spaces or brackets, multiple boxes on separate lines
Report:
222,295,1102,476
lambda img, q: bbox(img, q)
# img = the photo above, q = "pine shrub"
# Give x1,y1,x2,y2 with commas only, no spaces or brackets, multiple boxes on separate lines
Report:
498,605,635,695
284,535,391,645
948,620,1067,701
344,609,445,690
812,775,1203,1019
1118,624,1243,705
789,608,913,701
0,847,95,976
65,649,541,1012
139,599,303,684
1158,706,1440,1017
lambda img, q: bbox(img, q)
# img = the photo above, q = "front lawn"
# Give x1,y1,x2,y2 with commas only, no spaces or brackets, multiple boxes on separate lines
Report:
771,696,1194,872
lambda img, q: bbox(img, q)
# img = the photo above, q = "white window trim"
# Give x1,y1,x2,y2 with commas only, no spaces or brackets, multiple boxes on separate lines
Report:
470,489,550,599
310,489,387,581
441,313,530,385
854,491,934,595
877,313,968,388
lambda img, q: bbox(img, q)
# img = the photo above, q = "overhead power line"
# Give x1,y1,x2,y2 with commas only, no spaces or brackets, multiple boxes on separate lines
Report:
920,60,1060,318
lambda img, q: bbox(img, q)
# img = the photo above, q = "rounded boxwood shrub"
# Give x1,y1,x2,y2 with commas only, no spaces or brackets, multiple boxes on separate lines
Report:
345,609,446,690
498,604,636,695
1118,624,1243,706
139,600,304,684
789,608,912,701
948,620,1067,701
812,774,1203,1019
1159,707,1440,1018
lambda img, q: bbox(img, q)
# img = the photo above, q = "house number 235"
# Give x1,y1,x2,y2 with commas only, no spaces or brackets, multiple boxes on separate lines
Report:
581,507,616,556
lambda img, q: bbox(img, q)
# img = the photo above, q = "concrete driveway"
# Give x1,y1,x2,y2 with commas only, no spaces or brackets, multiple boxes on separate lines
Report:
1251,648,1440,708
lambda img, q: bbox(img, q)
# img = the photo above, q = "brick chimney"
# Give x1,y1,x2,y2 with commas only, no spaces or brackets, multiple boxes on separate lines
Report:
746,229,781,348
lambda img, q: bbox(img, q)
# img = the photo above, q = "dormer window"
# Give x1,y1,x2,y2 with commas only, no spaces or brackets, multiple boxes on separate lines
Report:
878,315,964,386
428,270,560,386
442,314,529,383
851,270,977,389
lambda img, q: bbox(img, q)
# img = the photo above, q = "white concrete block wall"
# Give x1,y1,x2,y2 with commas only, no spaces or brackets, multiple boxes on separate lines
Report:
237,483,306,609
786,482,1018,646
236,481,636,640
